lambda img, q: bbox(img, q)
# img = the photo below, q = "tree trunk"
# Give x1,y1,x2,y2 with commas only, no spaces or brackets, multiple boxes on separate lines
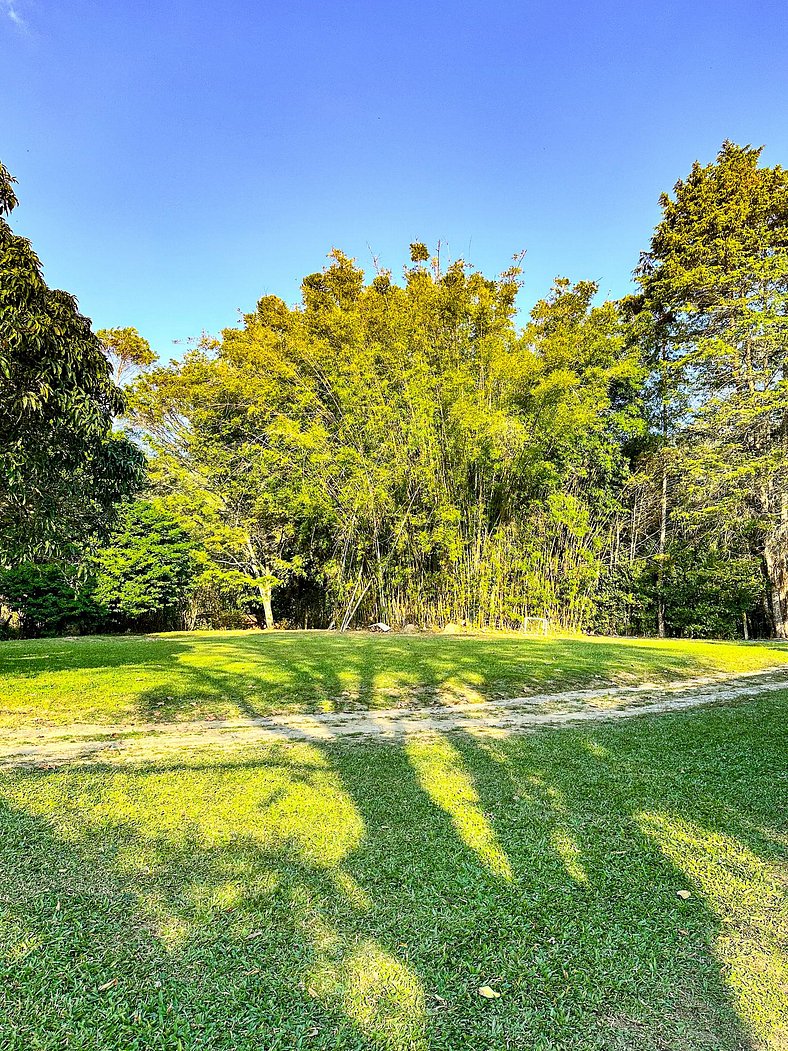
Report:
764,536,788,639
259,581,274,630
763,492,788,639
656,464,668,638
243,534,275,630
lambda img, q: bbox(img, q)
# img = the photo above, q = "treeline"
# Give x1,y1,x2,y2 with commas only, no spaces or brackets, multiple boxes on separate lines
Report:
2,142,787,638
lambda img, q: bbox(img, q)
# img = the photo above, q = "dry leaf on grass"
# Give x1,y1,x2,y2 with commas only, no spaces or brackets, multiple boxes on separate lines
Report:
478,985,501,999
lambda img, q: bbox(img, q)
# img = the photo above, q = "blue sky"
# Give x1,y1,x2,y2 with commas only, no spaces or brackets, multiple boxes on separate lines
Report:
3,0,787,359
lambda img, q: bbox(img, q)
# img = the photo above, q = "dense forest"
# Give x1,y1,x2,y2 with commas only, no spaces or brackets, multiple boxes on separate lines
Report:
2,141,788,638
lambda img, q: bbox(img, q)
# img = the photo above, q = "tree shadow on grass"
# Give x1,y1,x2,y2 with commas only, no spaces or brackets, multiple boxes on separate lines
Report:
0,748,426,1050
436,696,787,1049
2,694,784,1049
330,739,765,1050
4,629,788,729
112,631,788,724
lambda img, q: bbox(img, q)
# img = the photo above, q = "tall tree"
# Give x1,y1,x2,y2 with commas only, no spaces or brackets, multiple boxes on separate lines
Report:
97,327,157,386
129,345,296,629
131,249,642,630
635,142,788,634
0,162,144,563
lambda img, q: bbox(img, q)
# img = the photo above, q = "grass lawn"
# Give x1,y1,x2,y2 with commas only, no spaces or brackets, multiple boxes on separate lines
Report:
1,629,788,728
0,689,786,1049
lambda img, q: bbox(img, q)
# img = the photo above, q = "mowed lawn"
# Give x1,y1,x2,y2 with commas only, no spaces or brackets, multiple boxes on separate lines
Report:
2,629,788,728
1,632,786,1049
0,688,786,1050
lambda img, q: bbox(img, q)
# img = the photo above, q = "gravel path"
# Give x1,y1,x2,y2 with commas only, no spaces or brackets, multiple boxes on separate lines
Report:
2,666,786,768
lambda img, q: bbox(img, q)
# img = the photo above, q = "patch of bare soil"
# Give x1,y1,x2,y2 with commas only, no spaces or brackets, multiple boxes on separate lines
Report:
2,668,786,769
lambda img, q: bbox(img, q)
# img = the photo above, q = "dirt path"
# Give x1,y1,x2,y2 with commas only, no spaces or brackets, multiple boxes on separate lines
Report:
2,666,786,769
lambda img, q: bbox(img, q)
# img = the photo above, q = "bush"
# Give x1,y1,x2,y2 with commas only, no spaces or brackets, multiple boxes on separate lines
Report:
0,563,99,636
594,548,765,638
91,501,199,631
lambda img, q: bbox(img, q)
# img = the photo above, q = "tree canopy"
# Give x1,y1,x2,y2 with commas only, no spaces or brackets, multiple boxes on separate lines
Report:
633,141,788,635
97,326,157,386
3,143,786,639
128,250,642,630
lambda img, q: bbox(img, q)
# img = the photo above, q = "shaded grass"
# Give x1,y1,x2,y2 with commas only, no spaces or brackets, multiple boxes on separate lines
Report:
1,629,788,728
1,694,786,1049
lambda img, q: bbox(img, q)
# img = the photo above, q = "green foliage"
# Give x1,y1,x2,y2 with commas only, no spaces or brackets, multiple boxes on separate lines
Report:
131,252,643,630
97,326,157,386
8,143,787,638
659,548,764,639
0,503,202,636
91,501,199,630
0,162,145,564
633,141,788,635
595,549,764,639
0,562,98,637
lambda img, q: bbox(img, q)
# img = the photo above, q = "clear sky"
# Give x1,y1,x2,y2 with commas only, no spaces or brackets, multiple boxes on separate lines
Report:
3,0,787,359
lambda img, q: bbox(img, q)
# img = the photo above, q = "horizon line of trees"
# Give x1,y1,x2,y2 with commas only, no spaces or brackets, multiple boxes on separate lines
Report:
2,140,787,639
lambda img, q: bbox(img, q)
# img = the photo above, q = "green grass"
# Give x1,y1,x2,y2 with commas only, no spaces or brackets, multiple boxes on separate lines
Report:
1,629,788,728
1,693,786,1049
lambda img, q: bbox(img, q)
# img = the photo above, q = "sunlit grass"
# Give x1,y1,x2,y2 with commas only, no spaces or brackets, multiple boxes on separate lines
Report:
406,736,513,881
549,828,589,885
1,691,786,1049
640,813,788,1049
340,942,427,1049
1,629,786,729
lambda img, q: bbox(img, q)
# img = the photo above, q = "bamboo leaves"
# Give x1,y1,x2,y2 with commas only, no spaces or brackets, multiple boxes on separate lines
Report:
132,252,639,629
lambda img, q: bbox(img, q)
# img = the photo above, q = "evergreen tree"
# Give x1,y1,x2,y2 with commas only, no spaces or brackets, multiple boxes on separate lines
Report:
635,142,788,634
92,501,199,630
